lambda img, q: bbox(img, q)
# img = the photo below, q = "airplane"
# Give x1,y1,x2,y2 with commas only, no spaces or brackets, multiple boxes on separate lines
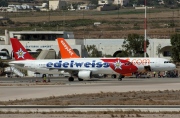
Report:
56,38,176,79
9,38,176,81
9,38,139,81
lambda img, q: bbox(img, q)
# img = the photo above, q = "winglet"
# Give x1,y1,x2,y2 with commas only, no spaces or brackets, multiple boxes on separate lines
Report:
57,38,80,58
10,38,35,60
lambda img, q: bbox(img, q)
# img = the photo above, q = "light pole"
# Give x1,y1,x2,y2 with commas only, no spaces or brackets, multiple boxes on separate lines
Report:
144,0,147,58
63,10,65,31
83,9,85,39
118,0,120,18
57,25,59,31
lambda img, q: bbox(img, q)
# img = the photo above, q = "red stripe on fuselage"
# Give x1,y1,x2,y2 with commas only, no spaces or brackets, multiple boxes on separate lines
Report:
101,58,138,74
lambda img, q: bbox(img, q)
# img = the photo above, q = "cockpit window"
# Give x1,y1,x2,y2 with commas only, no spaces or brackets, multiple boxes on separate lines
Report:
164,61,172,63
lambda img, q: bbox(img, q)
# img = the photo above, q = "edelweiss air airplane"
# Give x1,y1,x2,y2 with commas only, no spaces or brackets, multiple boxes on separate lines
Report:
9,38,176,81
56,38,176,79
9,38,139,81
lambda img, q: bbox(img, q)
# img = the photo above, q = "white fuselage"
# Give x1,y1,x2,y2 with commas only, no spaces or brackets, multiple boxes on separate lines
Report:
125,57,175,71
9,58,176,75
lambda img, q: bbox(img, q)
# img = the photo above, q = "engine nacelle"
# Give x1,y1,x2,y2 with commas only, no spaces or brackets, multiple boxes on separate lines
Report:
78,70,92,80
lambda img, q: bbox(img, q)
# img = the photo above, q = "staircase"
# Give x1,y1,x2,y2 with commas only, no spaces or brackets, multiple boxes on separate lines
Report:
5,67,24,77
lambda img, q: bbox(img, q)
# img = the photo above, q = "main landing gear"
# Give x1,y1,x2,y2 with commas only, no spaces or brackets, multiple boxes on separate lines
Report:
118,75,125,81
68,77,74,81
111,74,124,81
68,76,84,82
111,74,117,78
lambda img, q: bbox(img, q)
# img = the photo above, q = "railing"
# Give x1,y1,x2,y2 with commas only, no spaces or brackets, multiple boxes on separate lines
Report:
5,67,24,77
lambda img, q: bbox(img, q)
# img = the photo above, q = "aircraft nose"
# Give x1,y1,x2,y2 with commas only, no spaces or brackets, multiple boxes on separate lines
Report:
172,63,176,69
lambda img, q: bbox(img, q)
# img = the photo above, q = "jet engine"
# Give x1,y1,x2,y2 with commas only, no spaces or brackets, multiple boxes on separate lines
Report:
78,70,92,80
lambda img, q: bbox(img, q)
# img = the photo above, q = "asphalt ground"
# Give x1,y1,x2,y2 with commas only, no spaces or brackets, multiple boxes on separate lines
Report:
0,76,180,101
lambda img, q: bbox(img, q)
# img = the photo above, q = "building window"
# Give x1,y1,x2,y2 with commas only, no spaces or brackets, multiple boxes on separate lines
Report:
163,51,171,57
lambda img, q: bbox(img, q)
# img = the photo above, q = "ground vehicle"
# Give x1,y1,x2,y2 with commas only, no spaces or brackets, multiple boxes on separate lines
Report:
0,51,10,60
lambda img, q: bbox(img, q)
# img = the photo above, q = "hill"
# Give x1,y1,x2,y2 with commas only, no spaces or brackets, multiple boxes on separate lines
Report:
0,8,179,39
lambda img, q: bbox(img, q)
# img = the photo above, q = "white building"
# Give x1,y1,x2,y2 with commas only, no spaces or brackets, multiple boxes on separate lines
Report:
113,0,129,6
21,4,31,9
35,3,48,9
85,39,172,60
6,5,18,12
0,30,173,61
98,0,114,6
159,0,165,5
78,4,89,10
98,0,129,6
49,0,67,10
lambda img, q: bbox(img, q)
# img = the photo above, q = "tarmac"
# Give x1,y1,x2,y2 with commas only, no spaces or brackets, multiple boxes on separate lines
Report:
1,77,180,117
0,77,180,101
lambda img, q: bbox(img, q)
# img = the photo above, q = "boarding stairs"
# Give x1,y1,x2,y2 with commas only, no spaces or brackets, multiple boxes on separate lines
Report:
5,66,24,77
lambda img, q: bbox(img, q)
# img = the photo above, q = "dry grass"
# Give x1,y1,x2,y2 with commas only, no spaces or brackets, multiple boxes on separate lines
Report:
0,110,180,115
1,90,180,105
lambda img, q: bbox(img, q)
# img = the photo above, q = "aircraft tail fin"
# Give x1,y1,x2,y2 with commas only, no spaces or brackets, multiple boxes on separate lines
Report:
57,38,80,59
10,38,35,60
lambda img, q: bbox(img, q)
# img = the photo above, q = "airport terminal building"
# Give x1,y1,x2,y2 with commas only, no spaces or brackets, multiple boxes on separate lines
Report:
0,30,172,60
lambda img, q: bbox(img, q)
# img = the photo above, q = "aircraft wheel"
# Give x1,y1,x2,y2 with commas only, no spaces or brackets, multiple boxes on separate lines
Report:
111,74,117,78
68,77,74,81
118,78,122,81
118,75,123,81
78,78,83,81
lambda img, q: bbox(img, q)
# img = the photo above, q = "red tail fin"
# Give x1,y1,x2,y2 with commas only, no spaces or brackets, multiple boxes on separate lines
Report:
57,38,80,59
10,38,35,60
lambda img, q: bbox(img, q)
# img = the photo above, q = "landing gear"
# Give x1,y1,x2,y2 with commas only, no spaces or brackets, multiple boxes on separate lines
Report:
68,77,74,81
111,74,117,78
118,75,125,81
78,78,83,81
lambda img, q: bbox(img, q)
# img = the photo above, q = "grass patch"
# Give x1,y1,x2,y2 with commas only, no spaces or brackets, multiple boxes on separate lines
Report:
1,90,180,105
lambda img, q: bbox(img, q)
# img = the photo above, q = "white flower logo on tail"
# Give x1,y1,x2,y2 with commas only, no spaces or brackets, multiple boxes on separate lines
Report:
114,60,122,70
16,48,26,59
